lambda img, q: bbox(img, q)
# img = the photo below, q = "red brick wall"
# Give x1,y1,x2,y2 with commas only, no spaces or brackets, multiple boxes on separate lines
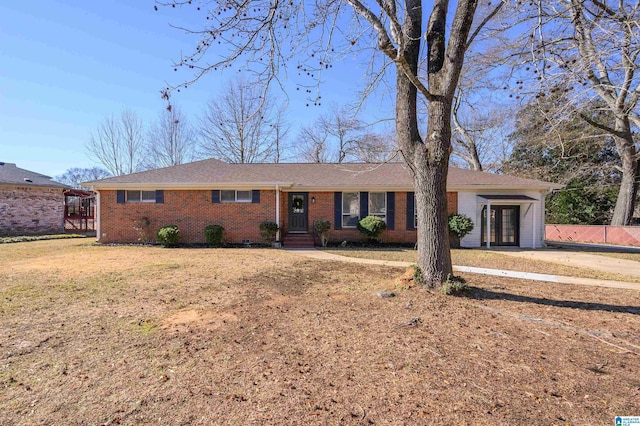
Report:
0,186,65,236
280,191,458,244
99,189,458,245
98,190,277,244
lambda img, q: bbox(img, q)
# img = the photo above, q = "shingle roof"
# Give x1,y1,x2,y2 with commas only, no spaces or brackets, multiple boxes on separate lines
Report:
0,162,68,189
83,158,561,191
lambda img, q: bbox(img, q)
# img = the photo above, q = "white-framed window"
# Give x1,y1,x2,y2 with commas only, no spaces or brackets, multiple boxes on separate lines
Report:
221,190,252,203
369,192,386,223
127,190,156,203
342,192,360,228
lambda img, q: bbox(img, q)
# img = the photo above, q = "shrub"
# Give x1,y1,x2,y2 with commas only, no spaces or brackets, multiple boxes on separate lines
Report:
448,214,474,239
439,275,469,296
412,265,425,286
313,219,331,247
204,224,224,246
156,225,180,248
357,215,387,242
259,221,279,244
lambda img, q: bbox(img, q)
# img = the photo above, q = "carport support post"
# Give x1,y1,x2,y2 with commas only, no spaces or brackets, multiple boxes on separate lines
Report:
486,200,491,249
532,203,536,249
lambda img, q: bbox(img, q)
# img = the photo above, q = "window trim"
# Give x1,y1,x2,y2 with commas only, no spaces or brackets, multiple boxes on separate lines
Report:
126,190,156,203
221,190,252,203
368,192,387,223
341,192,360,228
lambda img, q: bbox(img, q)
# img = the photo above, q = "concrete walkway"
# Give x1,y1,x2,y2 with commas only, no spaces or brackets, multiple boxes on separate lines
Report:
290,249,640,291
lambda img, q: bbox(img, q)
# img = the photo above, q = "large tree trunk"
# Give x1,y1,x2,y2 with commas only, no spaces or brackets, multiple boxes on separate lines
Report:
396,60,453,286
394,0,453,287
611,149,638,225
416,99,454,284
610,117,639,226
414,139,453,286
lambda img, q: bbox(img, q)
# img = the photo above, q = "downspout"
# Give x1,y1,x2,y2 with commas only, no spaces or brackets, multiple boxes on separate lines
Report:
486,200,491,249
95,189,101,242
275,184,280,242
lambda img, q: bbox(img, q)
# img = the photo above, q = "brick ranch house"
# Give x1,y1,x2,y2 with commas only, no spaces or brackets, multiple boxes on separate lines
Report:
83,159,561,248
0,162,68,236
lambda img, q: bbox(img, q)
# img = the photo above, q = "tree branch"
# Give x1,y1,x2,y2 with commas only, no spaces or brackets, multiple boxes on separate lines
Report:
466,0,506,50
579,112,628,139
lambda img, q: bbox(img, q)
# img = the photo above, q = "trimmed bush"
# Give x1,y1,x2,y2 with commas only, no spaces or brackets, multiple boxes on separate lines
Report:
357,215,387,242
259,221,279,244
448,214,474,239
204,224,224,246
156,225,180,248
313,219,331,247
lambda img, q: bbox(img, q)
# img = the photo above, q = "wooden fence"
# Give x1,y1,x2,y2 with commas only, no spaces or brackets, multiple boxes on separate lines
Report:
545,224,640,247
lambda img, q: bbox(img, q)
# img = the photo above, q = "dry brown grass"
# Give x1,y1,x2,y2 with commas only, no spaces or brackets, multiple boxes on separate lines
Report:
1,239,639,425
323,247,640,283
593,251,640,262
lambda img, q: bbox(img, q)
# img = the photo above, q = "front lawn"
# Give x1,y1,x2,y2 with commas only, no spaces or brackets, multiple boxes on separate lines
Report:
1,240,639,424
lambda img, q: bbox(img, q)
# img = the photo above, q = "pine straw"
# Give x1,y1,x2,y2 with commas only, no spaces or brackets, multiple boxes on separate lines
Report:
1,240,639,425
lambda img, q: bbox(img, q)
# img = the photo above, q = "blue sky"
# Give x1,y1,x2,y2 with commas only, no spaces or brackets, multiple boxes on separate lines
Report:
0,0,381,177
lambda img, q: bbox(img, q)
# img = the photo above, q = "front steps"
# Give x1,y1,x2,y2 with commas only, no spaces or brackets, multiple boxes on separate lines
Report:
283,233,315,248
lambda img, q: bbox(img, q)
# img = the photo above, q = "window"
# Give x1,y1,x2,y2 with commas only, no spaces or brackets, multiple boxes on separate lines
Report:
221,190,252,203
369,192,386,222
127,190,156,203
342,192,360,228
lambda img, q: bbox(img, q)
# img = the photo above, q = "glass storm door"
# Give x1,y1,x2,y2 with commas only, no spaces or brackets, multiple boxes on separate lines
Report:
288,193,308,232
481,205,520,246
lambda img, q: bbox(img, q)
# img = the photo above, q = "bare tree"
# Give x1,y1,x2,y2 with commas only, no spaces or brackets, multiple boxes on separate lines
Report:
297,106,394,163
296,122,332,163
451,93,513,172
146,105,197,169
351,132,396,163
86,109,146,176
158,0,499,286
272,105,291,163
198,79,286,163
322,105,364,162
55,167,112,189
509,0,640,225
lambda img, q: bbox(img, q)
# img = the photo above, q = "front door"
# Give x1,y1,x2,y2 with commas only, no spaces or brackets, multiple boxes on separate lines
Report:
288,193,308,232
481,205,520,246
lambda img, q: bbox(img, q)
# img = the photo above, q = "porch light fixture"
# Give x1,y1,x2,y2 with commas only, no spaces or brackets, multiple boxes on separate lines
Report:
311,196,316,204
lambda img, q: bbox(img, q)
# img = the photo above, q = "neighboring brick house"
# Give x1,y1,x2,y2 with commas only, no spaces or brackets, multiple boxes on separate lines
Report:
0,162,68,236
83,159,561,248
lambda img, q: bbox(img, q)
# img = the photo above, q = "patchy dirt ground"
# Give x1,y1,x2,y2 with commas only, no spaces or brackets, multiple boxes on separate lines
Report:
0,240,639,425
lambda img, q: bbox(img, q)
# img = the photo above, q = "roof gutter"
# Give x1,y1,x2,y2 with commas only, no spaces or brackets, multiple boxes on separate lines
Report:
84,182,296,191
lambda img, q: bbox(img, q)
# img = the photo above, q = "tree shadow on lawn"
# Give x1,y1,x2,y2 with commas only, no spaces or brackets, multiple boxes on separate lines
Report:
466,286,640,315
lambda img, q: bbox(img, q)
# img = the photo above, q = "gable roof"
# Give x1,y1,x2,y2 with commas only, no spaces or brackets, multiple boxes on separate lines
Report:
83,158,561,191
0,162,68,189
